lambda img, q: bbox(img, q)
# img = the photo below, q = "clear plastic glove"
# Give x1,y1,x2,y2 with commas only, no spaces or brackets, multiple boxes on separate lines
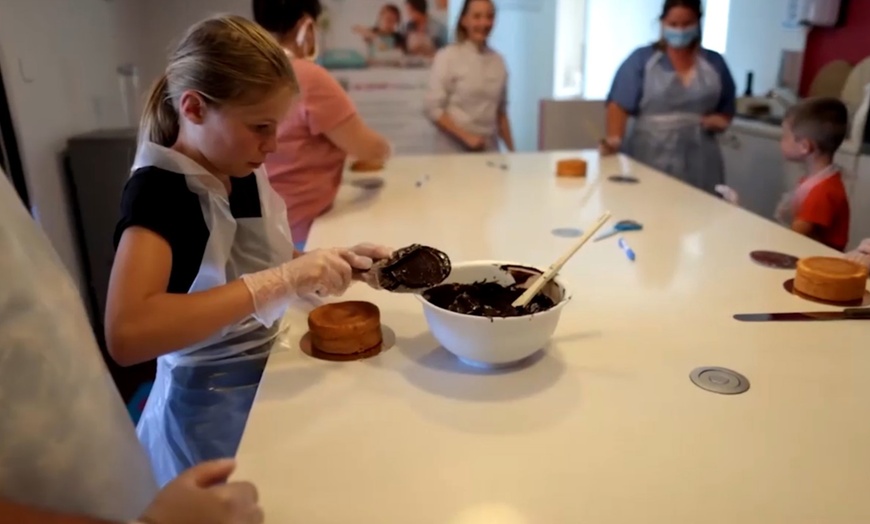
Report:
714,184,739,205
241,248,371,326
348,242,393,261
855,238,870,255
348,243,394,289
774,191,795,226
138,459,263,524
846,248,870,270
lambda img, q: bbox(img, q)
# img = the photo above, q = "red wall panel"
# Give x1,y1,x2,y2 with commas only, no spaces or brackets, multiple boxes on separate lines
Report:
800,1,870,95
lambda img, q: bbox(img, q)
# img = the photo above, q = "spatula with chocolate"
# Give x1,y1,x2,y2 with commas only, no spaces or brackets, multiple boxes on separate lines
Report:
364,244,451,293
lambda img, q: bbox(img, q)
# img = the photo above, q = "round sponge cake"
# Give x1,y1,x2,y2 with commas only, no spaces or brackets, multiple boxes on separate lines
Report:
556,158,587,177
308,301,382,355
794,257,868,302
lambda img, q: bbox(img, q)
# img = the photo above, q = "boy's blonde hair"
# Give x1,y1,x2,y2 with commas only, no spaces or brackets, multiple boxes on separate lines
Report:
140,14,299,147
785,97,849,157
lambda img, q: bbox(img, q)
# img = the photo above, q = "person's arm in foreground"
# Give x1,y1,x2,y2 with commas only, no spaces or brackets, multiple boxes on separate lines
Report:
1,460,263,524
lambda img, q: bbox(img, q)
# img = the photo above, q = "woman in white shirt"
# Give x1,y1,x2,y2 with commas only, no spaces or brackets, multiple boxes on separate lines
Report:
424,0,514,153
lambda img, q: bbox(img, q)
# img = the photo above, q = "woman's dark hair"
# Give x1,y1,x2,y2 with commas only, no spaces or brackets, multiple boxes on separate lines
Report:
252,0,323,35
455,0,494,42
660,0,702,19
406,0,428,16
654,0,702,50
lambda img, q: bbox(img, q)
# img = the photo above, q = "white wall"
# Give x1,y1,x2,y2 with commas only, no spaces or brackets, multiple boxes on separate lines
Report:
702,0,730,54
553,0,585,98
582,0,661,100
488,0,557,151
723,0,807,96
0,0,145,292
137,0,252,90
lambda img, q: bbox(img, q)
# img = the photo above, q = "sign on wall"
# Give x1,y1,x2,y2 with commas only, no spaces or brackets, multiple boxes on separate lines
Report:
318,0,451,154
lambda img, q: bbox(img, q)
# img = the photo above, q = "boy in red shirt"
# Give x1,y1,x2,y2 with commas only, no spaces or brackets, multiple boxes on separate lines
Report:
776,97,850,251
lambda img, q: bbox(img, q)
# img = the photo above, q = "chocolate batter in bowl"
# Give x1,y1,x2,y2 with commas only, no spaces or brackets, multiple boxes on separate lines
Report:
422,264,559,317
416,261,571,368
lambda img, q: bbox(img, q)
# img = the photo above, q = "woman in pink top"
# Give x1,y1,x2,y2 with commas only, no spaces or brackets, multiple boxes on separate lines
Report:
254,0,392,250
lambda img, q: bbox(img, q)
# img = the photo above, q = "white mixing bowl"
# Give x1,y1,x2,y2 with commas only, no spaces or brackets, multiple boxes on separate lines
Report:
416,261,571,368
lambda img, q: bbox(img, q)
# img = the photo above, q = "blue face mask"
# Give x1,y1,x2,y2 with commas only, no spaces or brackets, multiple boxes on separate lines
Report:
662,25,699,48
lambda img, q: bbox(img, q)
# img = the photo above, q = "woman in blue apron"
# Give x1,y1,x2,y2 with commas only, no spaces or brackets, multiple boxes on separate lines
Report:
106,15,391,487
601,0,736,195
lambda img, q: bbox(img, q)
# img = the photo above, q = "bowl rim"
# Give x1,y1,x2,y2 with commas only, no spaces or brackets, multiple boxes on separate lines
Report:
414,260,573,322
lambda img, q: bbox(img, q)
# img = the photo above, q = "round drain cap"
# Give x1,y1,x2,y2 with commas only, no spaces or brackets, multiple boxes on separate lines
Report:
689,367,750,395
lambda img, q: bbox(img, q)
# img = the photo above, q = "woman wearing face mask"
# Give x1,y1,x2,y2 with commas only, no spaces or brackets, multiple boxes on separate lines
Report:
252,0,392,251
601,0,736,195
424,0,514,153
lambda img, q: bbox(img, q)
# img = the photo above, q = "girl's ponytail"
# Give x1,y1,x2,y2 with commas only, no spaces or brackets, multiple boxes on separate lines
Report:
138,74,179,147
137,15,297,148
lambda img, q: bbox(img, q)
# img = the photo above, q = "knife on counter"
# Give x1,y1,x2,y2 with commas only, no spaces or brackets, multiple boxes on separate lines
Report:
734,308,870,322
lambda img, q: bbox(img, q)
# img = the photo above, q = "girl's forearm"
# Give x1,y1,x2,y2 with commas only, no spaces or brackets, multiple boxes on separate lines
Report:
107,280,255,366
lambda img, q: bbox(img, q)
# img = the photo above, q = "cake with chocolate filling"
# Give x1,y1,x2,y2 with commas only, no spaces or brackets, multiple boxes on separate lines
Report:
308,301,382,355
556,158,587,177
794,257,868,302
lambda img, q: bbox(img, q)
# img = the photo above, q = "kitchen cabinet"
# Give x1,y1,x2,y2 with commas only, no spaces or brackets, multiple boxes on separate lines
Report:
719,122,792,220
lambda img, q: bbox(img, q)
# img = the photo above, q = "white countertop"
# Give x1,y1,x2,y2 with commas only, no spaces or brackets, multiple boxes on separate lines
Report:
235,151,869,524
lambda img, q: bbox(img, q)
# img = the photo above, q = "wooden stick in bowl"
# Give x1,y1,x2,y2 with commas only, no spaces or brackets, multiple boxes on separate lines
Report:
512,211,612,308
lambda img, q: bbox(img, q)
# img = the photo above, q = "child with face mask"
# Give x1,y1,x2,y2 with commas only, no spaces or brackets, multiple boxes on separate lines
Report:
775,97,851,251
601,0,736,196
